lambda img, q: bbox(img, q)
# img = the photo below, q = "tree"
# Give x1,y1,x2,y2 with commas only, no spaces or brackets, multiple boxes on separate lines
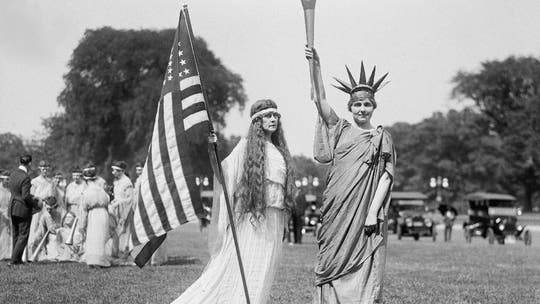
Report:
44,27,246,179
388,108,511,209
452,56,540,210
0,133,26,170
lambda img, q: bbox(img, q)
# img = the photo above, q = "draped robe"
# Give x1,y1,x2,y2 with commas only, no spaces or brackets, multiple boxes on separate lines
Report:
314,118,395,304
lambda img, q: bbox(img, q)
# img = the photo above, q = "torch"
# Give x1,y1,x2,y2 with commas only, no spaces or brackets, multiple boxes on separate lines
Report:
301,0,318,99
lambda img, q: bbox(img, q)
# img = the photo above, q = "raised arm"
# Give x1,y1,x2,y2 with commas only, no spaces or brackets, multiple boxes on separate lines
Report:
305,47,339,126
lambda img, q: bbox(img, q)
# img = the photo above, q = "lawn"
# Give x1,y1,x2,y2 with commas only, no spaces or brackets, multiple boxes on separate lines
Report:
1,223,539,304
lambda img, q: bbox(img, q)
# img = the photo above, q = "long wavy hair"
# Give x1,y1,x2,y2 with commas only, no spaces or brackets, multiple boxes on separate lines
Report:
234,99,295,222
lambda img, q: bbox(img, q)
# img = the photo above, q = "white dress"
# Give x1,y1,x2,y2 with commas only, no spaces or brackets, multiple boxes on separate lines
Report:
80,181,111,267
0,185,12,260
171,139,287,304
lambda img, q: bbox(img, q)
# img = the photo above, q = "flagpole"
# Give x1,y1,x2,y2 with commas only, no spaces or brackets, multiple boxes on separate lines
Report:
183,5,251,304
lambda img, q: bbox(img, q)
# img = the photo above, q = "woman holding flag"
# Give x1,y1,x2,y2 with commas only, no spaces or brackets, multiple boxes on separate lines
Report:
171,99,295,304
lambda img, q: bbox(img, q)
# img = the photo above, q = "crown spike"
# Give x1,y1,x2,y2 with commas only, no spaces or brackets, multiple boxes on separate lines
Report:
368,66,376,86
345,66,357,88
333,77,352,94
359,62,367,84
372,72,389,91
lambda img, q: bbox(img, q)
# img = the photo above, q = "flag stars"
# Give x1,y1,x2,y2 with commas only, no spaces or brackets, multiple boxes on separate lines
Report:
180,59,186,66
167,75,173,81
177,42,182,47
183,68,190,75
178,50,184,57
178,72,183,77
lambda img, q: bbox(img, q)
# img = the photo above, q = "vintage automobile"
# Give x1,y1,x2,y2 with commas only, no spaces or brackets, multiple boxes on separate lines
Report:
389,191,436,241
302,194,321,236
463,192,532,245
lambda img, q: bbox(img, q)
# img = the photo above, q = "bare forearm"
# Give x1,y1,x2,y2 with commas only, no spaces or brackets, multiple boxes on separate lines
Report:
307,48,339,126
368,172,392,217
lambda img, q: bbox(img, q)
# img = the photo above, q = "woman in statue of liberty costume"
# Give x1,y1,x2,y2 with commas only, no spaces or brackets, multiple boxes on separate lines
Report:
305,47,396,304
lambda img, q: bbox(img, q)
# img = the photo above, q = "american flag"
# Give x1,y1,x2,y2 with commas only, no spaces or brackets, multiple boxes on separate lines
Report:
130,6,210,265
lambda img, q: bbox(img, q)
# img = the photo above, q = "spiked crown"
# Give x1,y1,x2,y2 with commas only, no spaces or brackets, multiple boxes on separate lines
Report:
333,62,389,96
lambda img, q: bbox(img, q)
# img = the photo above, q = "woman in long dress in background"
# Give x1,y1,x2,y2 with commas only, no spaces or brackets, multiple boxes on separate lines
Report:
0,171,12,260
79,167,111,268
171,99,295,304
305,47,396,304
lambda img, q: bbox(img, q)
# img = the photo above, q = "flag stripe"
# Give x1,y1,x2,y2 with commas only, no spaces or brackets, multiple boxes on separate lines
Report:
180,84,202,101
182,92,204,109
172,90,203,218
183,110,209,131
137,177,156,239
183,102,207,119
162,93,188,224
149,99,175,231
180,75,200,89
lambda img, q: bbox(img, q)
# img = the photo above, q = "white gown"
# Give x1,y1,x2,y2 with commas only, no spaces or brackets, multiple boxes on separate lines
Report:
0,185,12,260
171,139,287,304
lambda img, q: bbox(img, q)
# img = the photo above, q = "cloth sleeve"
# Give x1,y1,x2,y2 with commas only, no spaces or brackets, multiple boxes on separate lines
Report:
381,130,396,179
313,116,347,164
207,138,246,258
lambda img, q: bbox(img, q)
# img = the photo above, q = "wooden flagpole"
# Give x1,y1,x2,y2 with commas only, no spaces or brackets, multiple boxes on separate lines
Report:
183,5,251,304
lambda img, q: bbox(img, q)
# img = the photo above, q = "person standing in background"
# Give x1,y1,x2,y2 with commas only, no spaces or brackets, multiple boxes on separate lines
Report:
0,170,12,260
110,161,133,260
9,155,42,265
27,160,57,260
79,167,111,268
53,172,67,211
65,167,86,217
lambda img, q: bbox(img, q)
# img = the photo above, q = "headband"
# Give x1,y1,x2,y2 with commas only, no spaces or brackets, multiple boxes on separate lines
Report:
250,107,279,121
111,165,124,171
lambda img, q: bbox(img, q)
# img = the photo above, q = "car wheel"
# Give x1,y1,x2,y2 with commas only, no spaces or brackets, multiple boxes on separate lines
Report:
397,225,402,240
524,230,532,246
413,234,419,241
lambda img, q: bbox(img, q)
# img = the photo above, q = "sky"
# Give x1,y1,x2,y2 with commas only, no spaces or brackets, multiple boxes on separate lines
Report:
1,0,539,156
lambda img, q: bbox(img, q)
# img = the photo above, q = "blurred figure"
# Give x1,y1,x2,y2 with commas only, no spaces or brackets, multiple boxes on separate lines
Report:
83,162,107,190
9,155,42,265
65,167,86,216
55,211,83,261
27,160,57,260
443,207,457,242
31,196,65,261
53,171,66,210
292,188,308,244
0,170,12,260
110,160,133,259
79,167,111,268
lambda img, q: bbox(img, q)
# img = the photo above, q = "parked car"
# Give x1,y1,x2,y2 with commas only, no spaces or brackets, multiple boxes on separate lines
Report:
463,192,532,245
302,194,321,236
389,191,436,241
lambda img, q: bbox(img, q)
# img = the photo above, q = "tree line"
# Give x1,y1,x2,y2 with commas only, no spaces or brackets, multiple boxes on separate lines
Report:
1,28,538,211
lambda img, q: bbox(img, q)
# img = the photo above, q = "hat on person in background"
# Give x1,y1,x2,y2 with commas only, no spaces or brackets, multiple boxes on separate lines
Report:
71,166,83,176
19,154,32,165
38,160,51,168
0,170,10,180
111,160,127,171
44,196,58,209
82,163,97,180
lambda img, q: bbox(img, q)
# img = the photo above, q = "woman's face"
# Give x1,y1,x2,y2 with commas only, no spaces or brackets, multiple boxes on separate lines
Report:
261,112,280,135
350,99,375,125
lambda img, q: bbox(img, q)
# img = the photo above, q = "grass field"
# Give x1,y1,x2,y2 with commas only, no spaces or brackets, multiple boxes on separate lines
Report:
2,222,539,304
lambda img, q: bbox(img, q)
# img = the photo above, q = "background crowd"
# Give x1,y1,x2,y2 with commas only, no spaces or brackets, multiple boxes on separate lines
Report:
0,157,167,267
